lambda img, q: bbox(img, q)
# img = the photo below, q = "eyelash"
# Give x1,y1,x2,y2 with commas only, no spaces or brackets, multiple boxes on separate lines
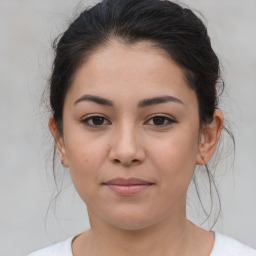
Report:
81,114,176,128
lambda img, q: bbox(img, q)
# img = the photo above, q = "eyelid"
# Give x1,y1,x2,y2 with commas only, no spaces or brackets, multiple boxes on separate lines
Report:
144,114,177,126
81,114,111,127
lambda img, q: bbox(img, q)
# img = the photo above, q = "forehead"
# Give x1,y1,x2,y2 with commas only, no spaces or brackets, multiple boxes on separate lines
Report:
88,39,172,64
80,39,182,80
67,39,196,106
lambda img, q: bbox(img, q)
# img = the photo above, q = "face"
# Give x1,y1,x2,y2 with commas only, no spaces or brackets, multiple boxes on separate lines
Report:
50,39,220,231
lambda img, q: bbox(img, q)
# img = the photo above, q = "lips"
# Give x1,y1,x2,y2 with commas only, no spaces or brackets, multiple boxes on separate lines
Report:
102,178,154,196
104,177,154,185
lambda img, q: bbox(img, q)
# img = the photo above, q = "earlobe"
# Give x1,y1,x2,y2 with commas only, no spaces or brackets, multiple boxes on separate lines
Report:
196,110,223,165
48,115,69,168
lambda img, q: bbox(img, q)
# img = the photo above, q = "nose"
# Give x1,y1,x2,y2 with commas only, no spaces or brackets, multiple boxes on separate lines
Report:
108,123,145,167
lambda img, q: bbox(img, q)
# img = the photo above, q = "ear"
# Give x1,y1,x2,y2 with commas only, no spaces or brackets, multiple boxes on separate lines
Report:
196,109,223,165
48,115,69,168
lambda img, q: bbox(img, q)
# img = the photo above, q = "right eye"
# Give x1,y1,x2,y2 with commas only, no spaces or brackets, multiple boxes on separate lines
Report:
81,115,111,127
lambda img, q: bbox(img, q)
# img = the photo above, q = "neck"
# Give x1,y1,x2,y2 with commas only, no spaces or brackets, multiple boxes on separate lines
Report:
72,209,209,256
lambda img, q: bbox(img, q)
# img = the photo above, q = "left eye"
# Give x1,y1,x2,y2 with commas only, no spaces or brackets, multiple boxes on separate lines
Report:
81,115,111,127
145,115,176,126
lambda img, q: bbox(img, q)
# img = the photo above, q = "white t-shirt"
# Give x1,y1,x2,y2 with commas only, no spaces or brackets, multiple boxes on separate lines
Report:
27,232,256,256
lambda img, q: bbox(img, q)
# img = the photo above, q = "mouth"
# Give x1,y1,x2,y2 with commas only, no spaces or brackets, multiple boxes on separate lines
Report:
102,177,155,196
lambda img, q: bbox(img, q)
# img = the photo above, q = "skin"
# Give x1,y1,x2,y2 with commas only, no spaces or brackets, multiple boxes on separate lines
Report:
49,39,223,256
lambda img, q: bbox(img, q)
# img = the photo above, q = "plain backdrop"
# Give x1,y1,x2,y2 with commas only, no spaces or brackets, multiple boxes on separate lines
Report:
0,0,255,255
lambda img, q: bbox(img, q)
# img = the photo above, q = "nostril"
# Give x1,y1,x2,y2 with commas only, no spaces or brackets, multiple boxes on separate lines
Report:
112,158,140,166
113,159,121,164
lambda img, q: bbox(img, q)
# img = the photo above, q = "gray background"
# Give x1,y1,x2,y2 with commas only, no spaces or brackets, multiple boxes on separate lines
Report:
0,0,255,255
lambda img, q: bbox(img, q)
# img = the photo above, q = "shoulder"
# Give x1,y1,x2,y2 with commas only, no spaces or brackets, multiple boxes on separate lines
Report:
211,232,256,256
27,237,74,256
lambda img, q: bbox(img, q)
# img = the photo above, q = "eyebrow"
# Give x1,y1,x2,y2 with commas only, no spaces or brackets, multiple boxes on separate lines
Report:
74,94,184,107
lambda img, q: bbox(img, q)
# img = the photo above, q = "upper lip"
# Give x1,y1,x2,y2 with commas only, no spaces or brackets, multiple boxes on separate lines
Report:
103,177,154,185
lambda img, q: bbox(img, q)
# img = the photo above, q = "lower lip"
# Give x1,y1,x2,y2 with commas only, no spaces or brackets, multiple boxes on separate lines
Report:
105,184,153,196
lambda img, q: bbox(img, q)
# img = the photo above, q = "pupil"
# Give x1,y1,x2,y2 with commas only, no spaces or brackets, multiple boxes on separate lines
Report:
153,117,165,125
93,117,104,125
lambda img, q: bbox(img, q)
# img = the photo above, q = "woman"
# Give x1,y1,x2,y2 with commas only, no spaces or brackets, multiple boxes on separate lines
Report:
28,0,256,255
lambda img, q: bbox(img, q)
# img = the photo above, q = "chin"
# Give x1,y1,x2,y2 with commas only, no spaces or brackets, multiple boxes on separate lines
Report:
101,208,161,231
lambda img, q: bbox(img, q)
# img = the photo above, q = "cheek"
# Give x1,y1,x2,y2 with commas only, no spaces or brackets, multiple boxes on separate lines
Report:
64,132,109,196
65,126,109,166
149,128,199,192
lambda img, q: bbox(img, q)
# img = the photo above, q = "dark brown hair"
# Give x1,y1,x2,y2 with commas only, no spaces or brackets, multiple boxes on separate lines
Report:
47,0,234,228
